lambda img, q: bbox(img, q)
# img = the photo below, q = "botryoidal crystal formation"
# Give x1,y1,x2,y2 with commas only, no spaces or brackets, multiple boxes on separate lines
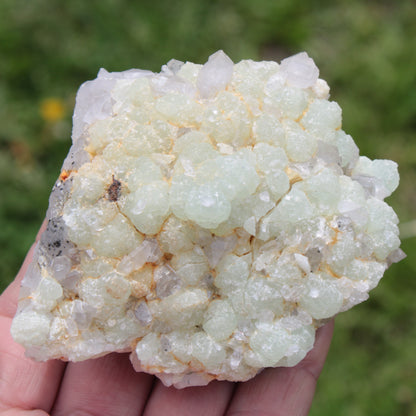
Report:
11,51,404,388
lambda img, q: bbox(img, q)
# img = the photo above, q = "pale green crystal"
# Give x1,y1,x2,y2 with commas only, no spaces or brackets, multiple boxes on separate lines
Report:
11,50,404,389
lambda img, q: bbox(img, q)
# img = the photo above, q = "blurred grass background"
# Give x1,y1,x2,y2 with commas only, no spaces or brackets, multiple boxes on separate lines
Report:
0,0,415,414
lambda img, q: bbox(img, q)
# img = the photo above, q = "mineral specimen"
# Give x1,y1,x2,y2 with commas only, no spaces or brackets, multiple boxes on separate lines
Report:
11,50,404,388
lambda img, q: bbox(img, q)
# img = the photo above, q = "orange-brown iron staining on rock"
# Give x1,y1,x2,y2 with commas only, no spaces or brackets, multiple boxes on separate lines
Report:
59,170,71,181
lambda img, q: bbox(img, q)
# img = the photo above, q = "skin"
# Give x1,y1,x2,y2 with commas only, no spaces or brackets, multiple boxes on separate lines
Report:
0,224,334,416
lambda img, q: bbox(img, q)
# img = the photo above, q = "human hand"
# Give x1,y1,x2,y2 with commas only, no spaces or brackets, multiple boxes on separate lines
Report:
0,225,334,416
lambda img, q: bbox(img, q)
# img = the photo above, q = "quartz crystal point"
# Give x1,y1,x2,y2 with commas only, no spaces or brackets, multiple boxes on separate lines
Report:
11,50,405,388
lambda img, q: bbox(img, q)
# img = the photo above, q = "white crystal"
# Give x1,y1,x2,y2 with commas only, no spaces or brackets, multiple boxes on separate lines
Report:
154,265,182,298
71,300,96,330
11,50,403,389
197,50,234,98
279,52,319,88
117,239,162,275
72,78,116,140
50,256,72,281
203,234,237,267
134,301,153,326
294,253,311,274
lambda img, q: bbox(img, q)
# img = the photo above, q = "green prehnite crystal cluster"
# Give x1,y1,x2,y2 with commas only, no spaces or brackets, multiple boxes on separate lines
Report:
11,51,404,388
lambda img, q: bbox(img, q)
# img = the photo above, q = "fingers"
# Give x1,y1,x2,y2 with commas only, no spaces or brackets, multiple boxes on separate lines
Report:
0,316,66,413
226,320,334,416
51,352,154,416
0,410,49,416
143,379,235,416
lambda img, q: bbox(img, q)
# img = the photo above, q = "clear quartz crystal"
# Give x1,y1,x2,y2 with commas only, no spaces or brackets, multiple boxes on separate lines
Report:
11,50,404,388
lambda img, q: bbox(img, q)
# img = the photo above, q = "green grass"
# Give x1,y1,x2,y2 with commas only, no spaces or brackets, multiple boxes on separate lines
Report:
1,1,415,414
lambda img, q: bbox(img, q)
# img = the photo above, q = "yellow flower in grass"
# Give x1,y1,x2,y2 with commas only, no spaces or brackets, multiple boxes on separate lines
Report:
40,98,65,122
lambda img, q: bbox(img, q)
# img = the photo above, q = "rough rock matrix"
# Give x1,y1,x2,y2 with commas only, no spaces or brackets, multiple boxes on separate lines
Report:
11,51,404,388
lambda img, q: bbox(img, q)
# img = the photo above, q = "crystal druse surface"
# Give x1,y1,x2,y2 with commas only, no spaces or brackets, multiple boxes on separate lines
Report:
11,51,405,388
